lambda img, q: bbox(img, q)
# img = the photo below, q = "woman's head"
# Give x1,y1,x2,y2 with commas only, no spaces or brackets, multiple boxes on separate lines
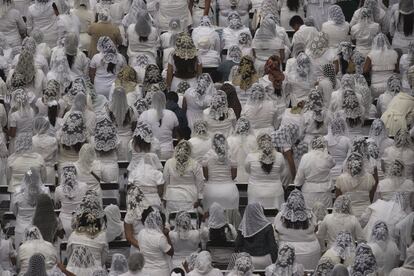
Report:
351,137,368,157
277,244,295,267
133,120,153,152
209,90,228,120
78,143,96,165
296,52,311,78
328,5,345,24
257,133,275,173
235,117,250,135
174,32,197,60
135,11,151,41
195,73,213,97
15,50,35,85
43,79,60,104
322,63,337,89
15,132,33,154
227,45,242,63
238,32,252,46
94,116,118,153
32,194,57,242
33,116,50,136
175,211,192,238
351,243,377,276
64,32,79,57
370,221,389,242
342,90,362,125
174,140,192,175
25,254,47,276
395,128,413,148
371,33,390,51
387,74,402,94
212,133,228,163
22,37,37,55
24,226,43,241
128,252,145,272
144,209,163,232
346,152,364,176
248,83,265,104
333,195,352,214
333,231,355,259
110,87,129,127
314,257,335,276
194,251,213,274
97,36,118,70
73,191,105,235
109,253,128,275
311,136,326,151
390,159,405,177
234,253,254,274
192,120,208,138
227,11,243,29
280,189,311,229
339,41,353,61
61,111,87,148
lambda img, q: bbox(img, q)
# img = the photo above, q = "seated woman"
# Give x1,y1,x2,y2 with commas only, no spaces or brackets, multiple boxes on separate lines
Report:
317,195,364,249
335,152,377,219
274,189,321,270
265,244,305,276
320,231,356,267
138,208,174,276
169,211,202,267
226,253,259,276
236,203,278,269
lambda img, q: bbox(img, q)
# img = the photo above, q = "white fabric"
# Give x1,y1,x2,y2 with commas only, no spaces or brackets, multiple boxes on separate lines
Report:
351,21,380,56
227,134,257,183
17,239,58,275
67,231,108,267
27,2,59,47
321,21,350,49
158,0,192,31
127,25,160,64
138,229,171,276
203,108,236,138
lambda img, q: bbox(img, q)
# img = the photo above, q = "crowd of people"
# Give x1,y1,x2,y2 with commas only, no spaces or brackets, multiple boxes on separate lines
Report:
0,0,414,274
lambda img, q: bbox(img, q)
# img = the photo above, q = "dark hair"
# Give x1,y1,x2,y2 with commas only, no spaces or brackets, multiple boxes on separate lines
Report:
282,217,309,230
133,135,152,153
287,0,300,12
260,162,274,174
140,206,154,224
107,62,116,74
0,69,6,82
139,36,149,42
66,54,75,69
346,117,362,128
47,104,58,127
400,13,414,36
315,120,324,129
77,212,103,231
173,55,198,79
171,268,186,276
289,15,304,28
209,225,231,245
166,91,179,103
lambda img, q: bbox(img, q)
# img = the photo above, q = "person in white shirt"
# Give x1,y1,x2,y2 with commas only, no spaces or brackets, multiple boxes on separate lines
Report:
321,5,350,49
290,16,318,48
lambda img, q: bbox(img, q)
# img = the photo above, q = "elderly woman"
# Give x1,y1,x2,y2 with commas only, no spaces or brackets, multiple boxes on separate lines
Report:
274,189,321,270
320,231,356,267
230,56,259,107
227,117,257,183
7,134,46,193
317,195,364,249
265,244,304,276
11,168,48,248
203,90,237,138
183,73,215,130
89,36,126,99
241,83,278,135
236,203,278,269
202,133,238,210
188,120,211,164
169,211,203,267
138,209,173,276
163,140,204,212
68,191,109,267
187,251,223,276
377,74,402,117
17,227,58,275
166,32,202,92
245,133,285,209
321,5,350,49
364,33,399,99
294,136,335,208
127,11,160,65
140,90,179,160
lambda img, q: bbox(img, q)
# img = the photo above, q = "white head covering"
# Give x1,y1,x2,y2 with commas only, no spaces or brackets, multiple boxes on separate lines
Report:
109,87,129,128
60,164,79,200
194,251,214,275
144,209,163,232
328,5,346,24
109,253,128,276
238,202,270,237
50,48,71,90
104,204,123,242
175,211,192,239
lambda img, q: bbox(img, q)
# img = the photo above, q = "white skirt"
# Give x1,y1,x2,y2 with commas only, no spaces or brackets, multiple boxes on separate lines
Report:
248,182,284,209
203,182,239,210
281,240,321,270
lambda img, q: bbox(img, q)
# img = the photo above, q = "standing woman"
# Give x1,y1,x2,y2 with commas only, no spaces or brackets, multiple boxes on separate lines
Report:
294,136,335,208
108,87,136,161
26,0,59,47
163,140,204,212
89,36,126,99
71,0,94,53
390,0,414,54
74,144,101,195
230,56,259,107
54,164,88,239
245,133,285,209
227,117,257,183
202,133,239,211
222,12,251,51
321,5,350,50
350,8,380,57
303,89,330,144
273,189,321,270
0,0,26,48
364,33,399,99
166,32,202,92
127,11,160,65
278,0,305,31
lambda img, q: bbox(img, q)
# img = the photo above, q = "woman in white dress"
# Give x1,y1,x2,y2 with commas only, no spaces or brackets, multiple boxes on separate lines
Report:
364,33,399,99
318,63,339,109
7,134,47,193
295,136,335,208
74,143,102,196
108,87,136,161
68,191,109,267
367,221,400,275
0,1,26,48
339,85,365,138
188,120,211,164
27,0,59,47
222,12,251,51
203,90,237,137
350,8,380,57
265,244,305,276
367,119,393,176
319,231,356,267
94,116,119,185
202,133,239,210
376,160,414,201
71,0,93,52
252,15,285,75
217,0,251,27
274,189,321,270
303,89,330,144
11,169,48,248
127,11,160,65
377,74,402,117
138,209,173,276
390,0,414,54
306,0,334,30
63,32,90,80
17,227,58,274
305,32,338,79
169,211,202,267
242,83,278,135
245,133,285,209
316,195,364,249
163,140,204,212
140,90,179,160
32,117,58,184
89,36,126,99
54,164,88,239
192,16,221,54
66,245,102,276
399,43,414,92
335,152,376,219
321,5,350,49
277,0,305,31
227,117,257,183
183,73,214,130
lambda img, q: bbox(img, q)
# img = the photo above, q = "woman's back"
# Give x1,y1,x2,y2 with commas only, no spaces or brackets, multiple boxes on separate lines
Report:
68,231,107,267
274,213,317,243
245,151,284,184
137,228,171,270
